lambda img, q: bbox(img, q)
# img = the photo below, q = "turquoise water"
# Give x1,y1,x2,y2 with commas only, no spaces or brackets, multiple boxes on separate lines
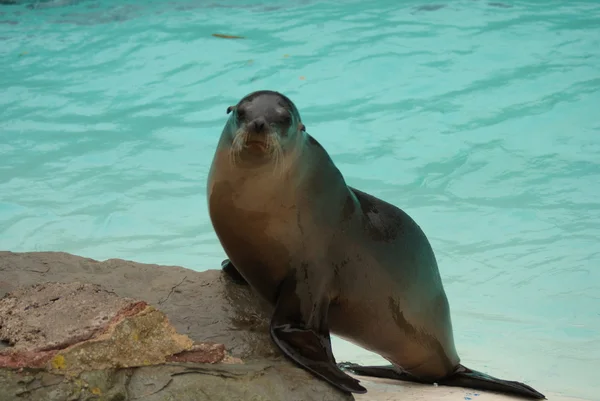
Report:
1,0,599,398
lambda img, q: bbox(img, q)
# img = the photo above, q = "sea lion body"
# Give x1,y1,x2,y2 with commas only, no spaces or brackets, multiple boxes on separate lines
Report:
206,90,545,399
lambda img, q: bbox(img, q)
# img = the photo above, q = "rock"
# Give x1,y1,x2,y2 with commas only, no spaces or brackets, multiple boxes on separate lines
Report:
0,282,135,353
0,251,278,361
0,282,197,374
0,252,352,401
167,342,239,364
0,360,351,401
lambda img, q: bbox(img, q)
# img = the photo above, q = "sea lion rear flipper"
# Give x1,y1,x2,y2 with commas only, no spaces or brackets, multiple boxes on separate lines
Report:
270,272,367,394
339,362,545,399
436,365,546,399
220,259,248,285
338,362,412,381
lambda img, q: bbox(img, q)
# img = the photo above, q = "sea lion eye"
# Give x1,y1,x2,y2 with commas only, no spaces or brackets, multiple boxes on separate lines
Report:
235,104,248,120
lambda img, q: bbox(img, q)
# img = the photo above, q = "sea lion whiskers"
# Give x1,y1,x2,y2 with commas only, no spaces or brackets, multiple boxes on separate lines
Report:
227,126,247,168
227,126,287,178
271,134,288,178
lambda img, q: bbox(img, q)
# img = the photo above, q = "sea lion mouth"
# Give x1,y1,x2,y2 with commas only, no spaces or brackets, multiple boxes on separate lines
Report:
229,126,284,171
244,141,268,152
243,134,270,151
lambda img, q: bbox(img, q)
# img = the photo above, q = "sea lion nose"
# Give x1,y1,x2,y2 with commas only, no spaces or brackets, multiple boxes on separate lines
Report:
248,117,267,132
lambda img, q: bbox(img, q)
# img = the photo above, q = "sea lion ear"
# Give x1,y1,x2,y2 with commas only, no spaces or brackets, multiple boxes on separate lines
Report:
226,105,235,114
299,123,306,132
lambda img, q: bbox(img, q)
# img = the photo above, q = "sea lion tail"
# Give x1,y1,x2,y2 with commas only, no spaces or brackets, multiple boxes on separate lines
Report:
338,362,546,399
437,364,546,400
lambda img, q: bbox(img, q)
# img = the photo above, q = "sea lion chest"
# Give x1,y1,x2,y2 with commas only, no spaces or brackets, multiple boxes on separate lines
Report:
208,167,308,303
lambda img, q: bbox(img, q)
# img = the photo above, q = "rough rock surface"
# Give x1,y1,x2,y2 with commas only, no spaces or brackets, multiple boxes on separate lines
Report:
0,282,135,352
0,251,352,401
0,282,197,374
0,251,279,362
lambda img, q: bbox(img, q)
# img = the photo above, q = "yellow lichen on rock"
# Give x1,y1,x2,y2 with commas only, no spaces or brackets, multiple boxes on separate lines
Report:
50,354,66,370
47,304,194,375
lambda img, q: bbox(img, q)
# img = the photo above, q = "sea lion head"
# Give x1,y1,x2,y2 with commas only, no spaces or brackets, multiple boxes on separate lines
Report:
222,90,306,168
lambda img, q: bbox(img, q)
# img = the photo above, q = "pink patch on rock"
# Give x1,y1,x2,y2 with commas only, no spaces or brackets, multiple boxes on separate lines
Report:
0,349,57,369
104,301,148,328
0,284,154,370
167,343,226,364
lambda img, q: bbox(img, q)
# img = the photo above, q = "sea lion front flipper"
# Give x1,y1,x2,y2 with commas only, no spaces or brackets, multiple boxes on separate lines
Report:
270,271,367,394
220,259,248,285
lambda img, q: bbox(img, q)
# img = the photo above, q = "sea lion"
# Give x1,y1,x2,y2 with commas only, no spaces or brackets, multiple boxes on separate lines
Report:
206,90,545,399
